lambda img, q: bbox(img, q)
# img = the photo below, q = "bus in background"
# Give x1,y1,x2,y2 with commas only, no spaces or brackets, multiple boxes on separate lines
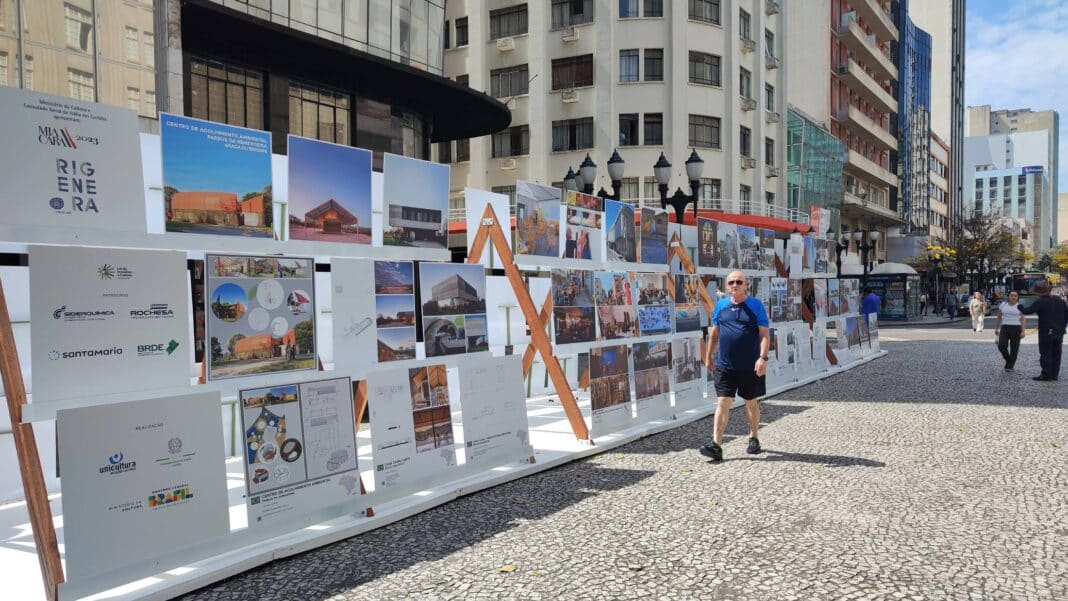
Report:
1010,272,1064,306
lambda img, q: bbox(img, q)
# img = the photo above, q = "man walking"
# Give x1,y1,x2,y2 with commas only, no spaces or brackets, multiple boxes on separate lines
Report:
946,288,959,319
860,287,880,326
700,271,772,462
1018,280,1068,381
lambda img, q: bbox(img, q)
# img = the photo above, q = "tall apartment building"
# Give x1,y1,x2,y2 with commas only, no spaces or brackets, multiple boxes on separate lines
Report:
439,0,789,228
965,106,1060,252
788,0,901,263
0,0,507,165
927,132,950,241
908,0,965,240
890,0,930,235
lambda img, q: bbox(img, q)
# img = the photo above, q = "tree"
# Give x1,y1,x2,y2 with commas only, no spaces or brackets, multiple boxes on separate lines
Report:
227,333,246,357
294,319,313,355
210,336,222,361
935,210,1020,288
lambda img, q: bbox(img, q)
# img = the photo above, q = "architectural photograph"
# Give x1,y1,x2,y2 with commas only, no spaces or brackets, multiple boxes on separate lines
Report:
639,207,669,264
383,154,449,248
698,218,719,268
552,269,595,307
419,263,487,317
287,136,372,244
605,199,637,263
515,180,561,257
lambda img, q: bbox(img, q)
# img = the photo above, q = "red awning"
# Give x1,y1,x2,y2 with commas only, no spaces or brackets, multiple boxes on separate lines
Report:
448,209,807,236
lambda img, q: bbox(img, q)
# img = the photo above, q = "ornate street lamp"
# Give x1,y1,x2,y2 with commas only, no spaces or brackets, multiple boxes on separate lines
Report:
578,153,597,195
655,150,705,224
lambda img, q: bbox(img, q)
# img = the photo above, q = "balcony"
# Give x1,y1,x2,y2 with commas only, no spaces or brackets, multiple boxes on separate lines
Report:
765,0,781,16
741,157,757,169
765,54,781,70
835,105,896,153
766,165,781,178
845,149,897,189
834,59,897,114
851,0,898,42
836,14,897,82
765,110,780,124
842,188,903,225
741,97,757,111
741,37,756,53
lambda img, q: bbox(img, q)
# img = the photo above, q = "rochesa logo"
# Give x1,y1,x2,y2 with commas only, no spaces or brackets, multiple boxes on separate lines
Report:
98,451,136,475
137,339,180,357
97,264,134,280
51,347,122,360
130,303,174,319
52,305,115,322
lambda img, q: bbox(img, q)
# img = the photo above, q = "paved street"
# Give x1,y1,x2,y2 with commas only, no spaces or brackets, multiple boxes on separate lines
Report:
182,323,1067,601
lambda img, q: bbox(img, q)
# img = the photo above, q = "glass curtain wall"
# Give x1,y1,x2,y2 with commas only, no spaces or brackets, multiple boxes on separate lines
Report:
787,108,845,218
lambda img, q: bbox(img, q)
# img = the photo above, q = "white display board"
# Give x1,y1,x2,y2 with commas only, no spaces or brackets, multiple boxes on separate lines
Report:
589,344,636,438
632,340,672,422
57,391,229,582
0,87,146,240
330,258,377,373
366,363,458,502
465,188,511,268
239,376,363,524
670,337,705,412
455,355,533,467
29,245,191,403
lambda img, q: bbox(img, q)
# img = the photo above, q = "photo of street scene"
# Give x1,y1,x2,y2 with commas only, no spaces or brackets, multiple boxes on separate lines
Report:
552,269,595,307
770,277,788,322
815,239,829,273
597,305,636,339
590,344,631,413
803,236,817,272
671,337,702,383
697,218,718,268
640,208,669,264
737,226,762,271
605,199,637,263
786,279,803,322
563,191,604,261
515,180,561,257
553,306,596,344
760,229,777,271
287,136,372,244
633,340,670,401
383,153,449,248
419,262,487,356
814,279,829,319
374,260,417,362
594,272,633,306
717,221,739,269
828,279,842,316
409,365,453,453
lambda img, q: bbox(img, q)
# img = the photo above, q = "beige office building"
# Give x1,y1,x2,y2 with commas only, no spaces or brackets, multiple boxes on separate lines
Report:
439,0,791,227
928,132,950,242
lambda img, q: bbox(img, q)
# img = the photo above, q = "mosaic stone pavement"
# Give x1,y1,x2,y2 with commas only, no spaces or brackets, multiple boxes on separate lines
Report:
182,327,1067,600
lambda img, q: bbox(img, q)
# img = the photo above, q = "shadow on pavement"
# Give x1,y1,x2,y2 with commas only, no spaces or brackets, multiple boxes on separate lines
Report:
723,450,885,468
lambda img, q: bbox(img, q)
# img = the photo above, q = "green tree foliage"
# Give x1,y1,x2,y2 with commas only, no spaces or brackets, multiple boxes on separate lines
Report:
294,319,313,354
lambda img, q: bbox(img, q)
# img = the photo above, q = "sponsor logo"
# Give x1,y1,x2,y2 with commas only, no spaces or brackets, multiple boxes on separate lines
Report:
250,496,260,505
130,303,175,319
51,347,123,360
148,485,194,509
99,451,137,475
97,264,133,280
106,499,144,513
49,197,64,211
376,464,384,472
38,125,77,148
52,305,115,322
52,158,99,213
168,437,183,454
137,339,180,357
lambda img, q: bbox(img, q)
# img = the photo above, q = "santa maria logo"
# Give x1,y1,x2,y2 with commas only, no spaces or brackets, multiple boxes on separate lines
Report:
97,264,133,280
52,305,115,322
51,347,122,360
99,451,136,475
130,303,174,319
137,339,180,357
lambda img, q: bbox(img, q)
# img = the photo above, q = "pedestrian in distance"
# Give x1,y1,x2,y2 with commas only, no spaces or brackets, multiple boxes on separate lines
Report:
700,271,772,463
995,290,1026,370
969,291,988,332
860,286,880,327
946,289,959,319
1018,280,1068,381
920,292,927,316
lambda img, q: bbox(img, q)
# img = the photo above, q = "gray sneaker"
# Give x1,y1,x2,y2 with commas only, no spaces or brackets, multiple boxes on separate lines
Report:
746,437,762,454
698,442,723,462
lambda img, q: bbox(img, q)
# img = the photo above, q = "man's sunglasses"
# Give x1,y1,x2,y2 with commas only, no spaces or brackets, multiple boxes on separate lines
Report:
726,280,745,286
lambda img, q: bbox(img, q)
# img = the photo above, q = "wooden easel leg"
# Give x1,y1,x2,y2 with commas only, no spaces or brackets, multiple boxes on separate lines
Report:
351,380,374,515
522,290,553,378
0,280,64,601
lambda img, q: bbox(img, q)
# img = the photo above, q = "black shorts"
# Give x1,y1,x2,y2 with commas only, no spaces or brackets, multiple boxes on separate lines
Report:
713,366,766,400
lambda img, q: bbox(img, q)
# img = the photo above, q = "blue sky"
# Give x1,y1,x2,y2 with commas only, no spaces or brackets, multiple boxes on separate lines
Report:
966,0,1067,186
162,114,272,194
287,136,372,223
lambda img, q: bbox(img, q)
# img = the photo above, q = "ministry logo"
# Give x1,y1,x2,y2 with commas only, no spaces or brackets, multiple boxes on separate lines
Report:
97,264,134,280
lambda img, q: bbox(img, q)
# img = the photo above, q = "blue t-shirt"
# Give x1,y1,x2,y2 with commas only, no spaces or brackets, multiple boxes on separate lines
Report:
861,293,880,315
712,296,769,370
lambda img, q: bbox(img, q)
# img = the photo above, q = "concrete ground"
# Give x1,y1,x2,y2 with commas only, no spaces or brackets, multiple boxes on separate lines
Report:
181,321,1066,600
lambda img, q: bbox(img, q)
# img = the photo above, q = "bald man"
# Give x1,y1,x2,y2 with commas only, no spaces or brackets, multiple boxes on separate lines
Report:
701,271,772,462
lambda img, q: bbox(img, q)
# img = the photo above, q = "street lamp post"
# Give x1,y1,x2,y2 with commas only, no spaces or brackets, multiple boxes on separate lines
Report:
654,150,706,224
927,250,943,314
829,227,848,276
854,230,880,286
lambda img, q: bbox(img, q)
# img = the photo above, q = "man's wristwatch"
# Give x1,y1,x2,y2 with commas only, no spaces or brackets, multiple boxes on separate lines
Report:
759,355,769,361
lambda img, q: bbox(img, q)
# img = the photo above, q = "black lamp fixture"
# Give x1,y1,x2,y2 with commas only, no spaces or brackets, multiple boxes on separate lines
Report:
578,153,597,195
854,229,880,285
655,149,705,224
830,226,848,276
601,149,626,200
563,166,578,192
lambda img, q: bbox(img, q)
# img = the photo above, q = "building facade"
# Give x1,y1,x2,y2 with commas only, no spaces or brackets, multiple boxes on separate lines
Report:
891,0,930,235
438,0,790,227
785,106,845,220
0,0,508,166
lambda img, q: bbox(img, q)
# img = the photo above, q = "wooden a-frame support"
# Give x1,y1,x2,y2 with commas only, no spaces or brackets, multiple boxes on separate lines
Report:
0,279,64,601
467,204,590,442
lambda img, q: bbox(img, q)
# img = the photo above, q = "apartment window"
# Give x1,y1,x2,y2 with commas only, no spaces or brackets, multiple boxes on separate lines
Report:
644,113,663,145
740,67,752,98
490,64,529,98
644,0,664,18
698,178,722,208
455,74,469,86
740,126,752,157
620,49,639,82
492,125,530,157
289,81,350,143
444,20,450,49
765,84,775,111
126,87,140,112
456,138,470,162
644,181,659,203
492,186,518,208
0,52,7,87
764,29,775,57
552,0,594,28
144,32,155,68
144,90,156,118
644,49,663,81
689,114,721,149
189,57,264,130
552,55,594,89
765,137,774,165
124,27,139,62
739,9,751,40
455,18,468,46
766,192,775,205
437,141,452,164
620,0,639,19
619,114,639,146
740,184,752,202
689,51,721,86
490,5,528,39
689,0,720,24
65,3,93,53
619,177,640,203
22,55,32,89
68,68,94,102
552,117,594,151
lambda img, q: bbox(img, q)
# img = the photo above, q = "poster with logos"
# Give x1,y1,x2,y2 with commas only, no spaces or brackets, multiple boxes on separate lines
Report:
57,391,228,582
239,377,361,524
562,191,604,261
632,340,671,422
605,199,637,263
552,269,597,345
420,262,488,357
456,355,532,467
635,272,673,336
639,207,669,264
161,113,273,238
287,135,372,244
515,180,561,258
589,344,634,438
366,363,457,502
382,153,449,249
697,217,718,269
206,255,316,381
594,271,636,340
0,87,146,238
670,337,704,412
30,246,191,403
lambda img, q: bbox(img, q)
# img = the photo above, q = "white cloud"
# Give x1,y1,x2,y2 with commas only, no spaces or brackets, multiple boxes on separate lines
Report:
967,0,1068,194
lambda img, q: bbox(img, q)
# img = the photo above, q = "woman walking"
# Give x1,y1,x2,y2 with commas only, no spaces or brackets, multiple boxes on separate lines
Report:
995,291,1026,370
969,291,988,332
